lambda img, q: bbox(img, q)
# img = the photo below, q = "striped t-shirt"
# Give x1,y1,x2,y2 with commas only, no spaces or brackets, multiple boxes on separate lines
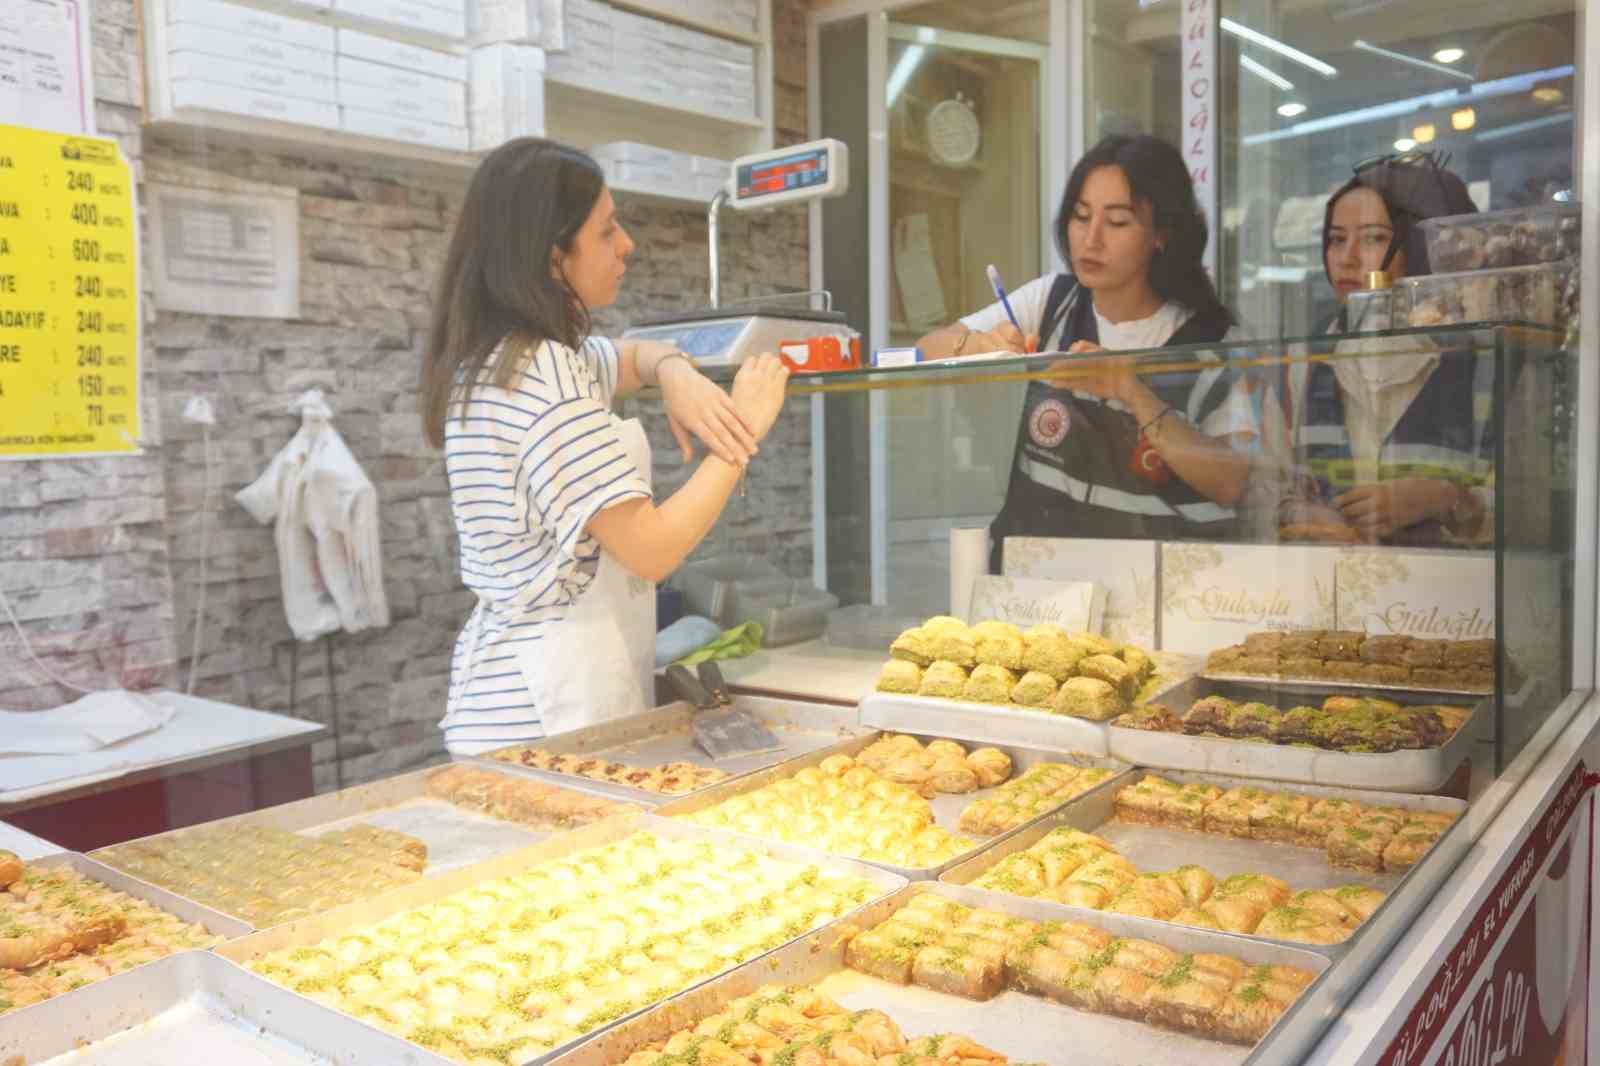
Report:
440,335,650,754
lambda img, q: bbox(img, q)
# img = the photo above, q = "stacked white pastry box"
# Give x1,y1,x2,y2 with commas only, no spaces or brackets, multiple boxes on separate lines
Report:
334,0,467,41
590,142,727,202
468,44,546,149
165,0,341,129
548,0,758,122
337,30,470,150
162,0,469,150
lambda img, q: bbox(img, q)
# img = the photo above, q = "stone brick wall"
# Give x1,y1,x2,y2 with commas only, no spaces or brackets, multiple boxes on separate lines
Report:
0,0,815,793
0,0,177,713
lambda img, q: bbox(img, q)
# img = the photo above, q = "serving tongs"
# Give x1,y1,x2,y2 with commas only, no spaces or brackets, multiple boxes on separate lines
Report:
665,661,784,760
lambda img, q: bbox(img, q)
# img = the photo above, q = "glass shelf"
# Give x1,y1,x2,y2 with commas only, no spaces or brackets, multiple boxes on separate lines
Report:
779,322,1563,394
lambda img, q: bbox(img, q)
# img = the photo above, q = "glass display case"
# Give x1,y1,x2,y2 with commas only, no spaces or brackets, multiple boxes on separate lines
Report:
738,321,1581,800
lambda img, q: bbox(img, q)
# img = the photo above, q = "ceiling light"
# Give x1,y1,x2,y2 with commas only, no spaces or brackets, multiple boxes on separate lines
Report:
885,44,925,105
1433,47,1465,64
1241,55,1295,92
1452,107,1477,131
1243,64,1570,146
1353,40,1474,82
1220,18,1338,78
1474,112,1573,143
1533,87,1564,104
1277,102,1308,118
1393,137,1417,152
1413,122,1436,143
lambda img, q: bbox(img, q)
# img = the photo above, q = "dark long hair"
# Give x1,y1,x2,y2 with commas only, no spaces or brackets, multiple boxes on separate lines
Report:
1054,135,1234,335
421,137,605,447
1321,154,1477,283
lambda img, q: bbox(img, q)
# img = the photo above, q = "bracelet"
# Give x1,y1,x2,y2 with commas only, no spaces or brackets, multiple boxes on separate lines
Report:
1139,405,1176,437
1446,482,1481,530
650,351,693,386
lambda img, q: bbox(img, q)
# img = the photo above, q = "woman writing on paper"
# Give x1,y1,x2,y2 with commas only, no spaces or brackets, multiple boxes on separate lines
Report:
421,138,789,755
915,135,1254,567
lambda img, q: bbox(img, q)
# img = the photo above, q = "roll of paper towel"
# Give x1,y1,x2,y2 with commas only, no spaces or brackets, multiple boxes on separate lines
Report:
949,525,990,621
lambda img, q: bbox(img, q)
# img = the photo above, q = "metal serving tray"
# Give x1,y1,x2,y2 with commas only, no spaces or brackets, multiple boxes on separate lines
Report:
552,881,1335,1066
0,950,454,1065
215,811,906,1066
475,697,870,803
93,763,604,881
1202,669,1489,697
32,852,255,939
858,692,1111,756
1108,676,1489,792
653,732,1134,881
940,770,1470,957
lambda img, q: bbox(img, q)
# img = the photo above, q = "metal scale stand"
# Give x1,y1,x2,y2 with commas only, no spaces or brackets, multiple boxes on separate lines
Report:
620,139,855,367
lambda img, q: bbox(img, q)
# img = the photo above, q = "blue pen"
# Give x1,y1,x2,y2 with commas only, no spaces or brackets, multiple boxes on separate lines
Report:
986,264,1024,338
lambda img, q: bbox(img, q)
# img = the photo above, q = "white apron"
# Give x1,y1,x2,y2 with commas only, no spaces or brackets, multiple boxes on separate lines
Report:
516,416,657,735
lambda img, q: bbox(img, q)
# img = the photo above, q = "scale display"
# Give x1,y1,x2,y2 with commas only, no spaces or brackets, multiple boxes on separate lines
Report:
727,139,848,211
738,147,829,201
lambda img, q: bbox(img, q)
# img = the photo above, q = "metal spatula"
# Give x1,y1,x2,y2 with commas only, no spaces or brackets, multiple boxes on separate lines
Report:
666,662,785,760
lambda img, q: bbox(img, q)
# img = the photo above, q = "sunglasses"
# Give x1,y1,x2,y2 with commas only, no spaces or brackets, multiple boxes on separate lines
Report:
1352,148,1453,176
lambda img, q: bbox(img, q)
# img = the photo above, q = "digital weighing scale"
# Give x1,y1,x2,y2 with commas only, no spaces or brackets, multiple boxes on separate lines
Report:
621,139,857,369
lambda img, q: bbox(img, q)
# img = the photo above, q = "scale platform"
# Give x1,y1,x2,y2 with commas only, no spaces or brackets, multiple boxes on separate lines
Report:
622,304,851,368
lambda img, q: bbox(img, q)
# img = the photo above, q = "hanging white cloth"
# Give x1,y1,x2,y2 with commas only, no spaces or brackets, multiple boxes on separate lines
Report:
237,389,390,641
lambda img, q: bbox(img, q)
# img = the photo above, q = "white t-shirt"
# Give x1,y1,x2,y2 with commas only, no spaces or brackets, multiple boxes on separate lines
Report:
959,273,1076,350
960,273,1254,439
440,335,651,755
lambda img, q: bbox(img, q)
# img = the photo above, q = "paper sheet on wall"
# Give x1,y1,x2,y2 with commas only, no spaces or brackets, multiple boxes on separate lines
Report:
892,213,947,329
0,0,96,135
0,124,141,459
148,183,301,319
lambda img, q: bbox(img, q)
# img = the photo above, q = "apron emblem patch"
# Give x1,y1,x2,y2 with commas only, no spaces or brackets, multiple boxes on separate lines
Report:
1028,398,1071,448
1130,435,1173,483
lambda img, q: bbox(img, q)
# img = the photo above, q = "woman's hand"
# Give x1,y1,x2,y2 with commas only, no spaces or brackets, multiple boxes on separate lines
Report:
1335,478,1459,538
968,323,1040,355
730,353,791,446
658,357,758,465
1052,343,1143,408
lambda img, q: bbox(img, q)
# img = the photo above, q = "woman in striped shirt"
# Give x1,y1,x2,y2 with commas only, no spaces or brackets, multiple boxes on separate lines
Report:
421,139,790,754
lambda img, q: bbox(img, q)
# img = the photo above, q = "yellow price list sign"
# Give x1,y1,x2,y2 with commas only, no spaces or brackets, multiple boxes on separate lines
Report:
0,124,140,458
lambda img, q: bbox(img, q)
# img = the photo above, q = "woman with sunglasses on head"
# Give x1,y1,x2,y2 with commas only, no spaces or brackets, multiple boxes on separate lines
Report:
421,138,790,754
1260,152,1493,545
916,135,1253,568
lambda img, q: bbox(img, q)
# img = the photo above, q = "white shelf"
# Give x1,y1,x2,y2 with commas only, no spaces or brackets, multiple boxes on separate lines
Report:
141,0,774,179
544,75,768,162
544,72,764,131
609,179,713,208
146,109,476,175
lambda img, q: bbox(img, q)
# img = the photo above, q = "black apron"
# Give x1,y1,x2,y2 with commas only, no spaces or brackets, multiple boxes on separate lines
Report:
988,275,1237,571
1287,348,1495,545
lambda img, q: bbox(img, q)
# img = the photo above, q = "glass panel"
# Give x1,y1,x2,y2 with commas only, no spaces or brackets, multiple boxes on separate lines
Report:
882,18,1043,616
760,323,1576,795
1082,0,1580,339
1222,0,1580,341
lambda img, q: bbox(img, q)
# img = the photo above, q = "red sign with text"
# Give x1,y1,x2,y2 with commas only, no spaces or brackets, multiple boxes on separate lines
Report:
1380,764,1596,1066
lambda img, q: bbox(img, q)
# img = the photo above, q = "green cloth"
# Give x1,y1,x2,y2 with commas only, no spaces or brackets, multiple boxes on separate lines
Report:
676,622,765,666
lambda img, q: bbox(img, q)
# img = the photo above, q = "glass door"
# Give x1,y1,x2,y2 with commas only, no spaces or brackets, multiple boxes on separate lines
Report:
878,16,1047,615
